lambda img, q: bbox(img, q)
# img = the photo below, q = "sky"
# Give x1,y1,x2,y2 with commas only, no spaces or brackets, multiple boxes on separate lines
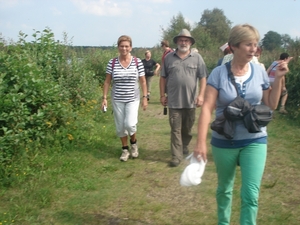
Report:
1,0,300,48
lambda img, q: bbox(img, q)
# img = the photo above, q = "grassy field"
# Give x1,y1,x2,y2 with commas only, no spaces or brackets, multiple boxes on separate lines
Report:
1,76,300,225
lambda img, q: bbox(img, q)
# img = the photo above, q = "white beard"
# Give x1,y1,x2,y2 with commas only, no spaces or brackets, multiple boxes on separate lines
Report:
177,44,191,53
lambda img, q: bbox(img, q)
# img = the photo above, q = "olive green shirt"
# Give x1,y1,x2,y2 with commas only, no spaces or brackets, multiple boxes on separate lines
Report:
161,50,208,108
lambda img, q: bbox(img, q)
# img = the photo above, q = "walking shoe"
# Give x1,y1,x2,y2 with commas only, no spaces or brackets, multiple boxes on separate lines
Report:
169,158,181,167
147,94,150,101
120,149,130,162
279,107,288,114
131,143,139,158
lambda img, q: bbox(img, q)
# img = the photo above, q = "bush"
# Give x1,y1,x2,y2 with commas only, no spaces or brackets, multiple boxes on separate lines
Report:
0,28,110,186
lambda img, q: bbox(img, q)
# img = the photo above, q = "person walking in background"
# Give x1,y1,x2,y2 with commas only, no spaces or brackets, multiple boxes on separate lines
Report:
217,42,232,66
193,24,291,224
267,53,292,114
254,46,266,70
160,29,208,167
101,35,148,162
220,42,259,66
191,47,199,53
142,50,160,101
161,40,174,65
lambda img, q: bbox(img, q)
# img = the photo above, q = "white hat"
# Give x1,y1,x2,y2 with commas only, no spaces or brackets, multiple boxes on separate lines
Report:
180,153,207,187
220,43,229,52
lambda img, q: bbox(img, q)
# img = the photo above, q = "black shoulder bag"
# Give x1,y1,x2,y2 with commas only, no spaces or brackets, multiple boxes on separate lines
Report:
211,62,273,138
224,62,273,133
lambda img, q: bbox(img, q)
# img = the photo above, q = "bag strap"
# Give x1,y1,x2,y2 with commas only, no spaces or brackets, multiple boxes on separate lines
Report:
112,57,117,71
133,56,138,67
225,62,240,96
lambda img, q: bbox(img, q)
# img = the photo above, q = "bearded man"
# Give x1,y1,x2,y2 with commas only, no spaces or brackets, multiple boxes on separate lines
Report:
160,29,208,167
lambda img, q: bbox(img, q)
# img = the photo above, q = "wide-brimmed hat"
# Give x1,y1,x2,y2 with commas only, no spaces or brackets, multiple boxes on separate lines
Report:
173,29,195,45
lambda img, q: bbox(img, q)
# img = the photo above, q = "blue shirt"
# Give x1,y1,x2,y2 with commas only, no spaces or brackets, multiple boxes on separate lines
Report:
208,62,270,148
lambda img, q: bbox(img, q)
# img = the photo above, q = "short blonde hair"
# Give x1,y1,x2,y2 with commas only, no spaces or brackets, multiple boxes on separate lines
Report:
117,35,132,47
228,24,260,49
145,50,151,56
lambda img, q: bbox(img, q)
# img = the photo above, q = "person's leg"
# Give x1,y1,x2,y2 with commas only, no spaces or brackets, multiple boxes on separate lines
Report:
112,100,128,138
239,143,267,225
120,136,128,147
169,108,183,166
279,91,288,114
112,100,130,161
146,76,152,100
147,76,153,94
212,145,240,225
125,100,140,158
181,108,196,155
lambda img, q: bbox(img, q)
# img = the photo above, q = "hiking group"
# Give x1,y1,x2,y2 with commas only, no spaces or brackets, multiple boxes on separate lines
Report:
101,24,292,225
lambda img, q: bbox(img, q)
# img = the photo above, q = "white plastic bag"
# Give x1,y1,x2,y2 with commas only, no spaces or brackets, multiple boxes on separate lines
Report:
180,153,207,187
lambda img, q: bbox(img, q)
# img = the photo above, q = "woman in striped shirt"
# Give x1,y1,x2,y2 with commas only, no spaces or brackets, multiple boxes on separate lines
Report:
101,35,148,162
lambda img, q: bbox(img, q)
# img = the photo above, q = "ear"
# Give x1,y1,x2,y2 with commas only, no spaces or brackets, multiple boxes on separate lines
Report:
229,44,236,52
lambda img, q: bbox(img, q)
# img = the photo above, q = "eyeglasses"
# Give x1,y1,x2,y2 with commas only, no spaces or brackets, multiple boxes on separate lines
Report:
178,39,190,43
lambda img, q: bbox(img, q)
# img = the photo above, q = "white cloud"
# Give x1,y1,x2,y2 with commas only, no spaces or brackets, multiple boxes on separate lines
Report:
70,0,131,16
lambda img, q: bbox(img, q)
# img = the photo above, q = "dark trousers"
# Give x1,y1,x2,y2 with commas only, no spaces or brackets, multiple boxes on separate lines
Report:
168,108,196,161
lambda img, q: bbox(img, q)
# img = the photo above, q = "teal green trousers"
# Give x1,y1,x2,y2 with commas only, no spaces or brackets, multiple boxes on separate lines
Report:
212,143,267,225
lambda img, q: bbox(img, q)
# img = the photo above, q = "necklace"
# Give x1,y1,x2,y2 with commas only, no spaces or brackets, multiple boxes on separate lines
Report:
231,62,249,76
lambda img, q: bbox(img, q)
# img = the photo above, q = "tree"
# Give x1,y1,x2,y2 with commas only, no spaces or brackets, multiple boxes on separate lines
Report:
160,12,191,49
191,25,215,50
198,8,232,44
261,31,282,51
281,34,292,50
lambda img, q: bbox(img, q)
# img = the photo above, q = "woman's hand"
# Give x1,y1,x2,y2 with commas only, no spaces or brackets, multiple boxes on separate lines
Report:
275,57,293,77
194,142,207,162
101,99,107,111
141,98,148,111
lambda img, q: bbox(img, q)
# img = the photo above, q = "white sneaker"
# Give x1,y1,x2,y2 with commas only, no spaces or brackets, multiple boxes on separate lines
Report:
131,143,139,158
120,149,130,162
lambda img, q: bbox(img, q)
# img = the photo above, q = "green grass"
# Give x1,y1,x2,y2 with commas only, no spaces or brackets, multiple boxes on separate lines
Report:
1,76,300,224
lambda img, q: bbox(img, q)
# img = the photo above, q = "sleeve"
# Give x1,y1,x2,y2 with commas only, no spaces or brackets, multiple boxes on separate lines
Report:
197,54,209,78
207,67,222,91
137,58,145,77
106,59,113,75
161,53,172,78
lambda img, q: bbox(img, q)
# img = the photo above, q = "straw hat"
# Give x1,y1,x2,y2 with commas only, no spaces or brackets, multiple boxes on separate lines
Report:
173,29,195,45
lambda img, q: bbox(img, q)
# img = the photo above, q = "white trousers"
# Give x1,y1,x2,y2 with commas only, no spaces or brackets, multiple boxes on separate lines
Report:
111,100,140,137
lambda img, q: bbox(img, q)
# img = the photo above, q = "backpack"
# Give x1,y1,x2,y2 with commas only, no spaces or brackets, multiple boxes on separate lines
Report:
111,56,138,71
